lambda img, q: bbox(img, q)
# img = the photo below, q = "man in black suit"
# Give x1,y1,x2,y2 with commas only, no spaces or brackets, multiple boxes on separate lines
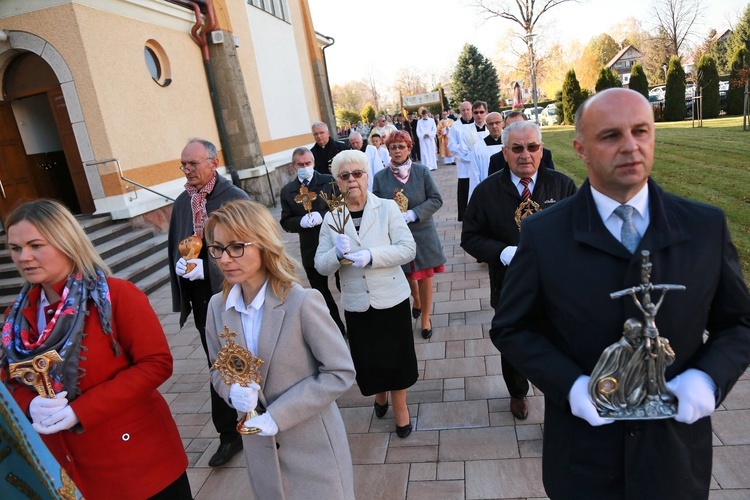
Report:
280,147,345,335
462,120,577,419
310,121,346,174
491,88,750,498
487,111,555,176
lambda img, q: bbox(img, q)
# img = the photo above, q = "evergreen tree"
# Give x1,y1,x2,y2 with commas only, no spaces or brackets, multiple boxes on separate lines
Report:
727,4,750,60
727,47,750,115
629,63,649,100
554,90,565,125
561,69,584,124
450,44,501,111
696,54,720,119
594,67,622,92
664,56,686,121
361,103,376,124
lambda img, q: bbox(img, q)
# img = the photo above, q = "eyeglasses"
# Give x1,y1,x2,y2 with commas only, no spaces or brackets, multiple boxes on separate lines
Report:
179,158,212,172
508,143,542,154
473,110,486,115
388,144,409,151
207,242,254,259
338,170,366,181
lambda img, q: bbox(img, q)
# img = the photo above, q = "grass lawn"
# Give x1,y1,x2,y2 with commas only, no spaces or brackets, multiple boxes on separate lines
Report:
540,116,750,276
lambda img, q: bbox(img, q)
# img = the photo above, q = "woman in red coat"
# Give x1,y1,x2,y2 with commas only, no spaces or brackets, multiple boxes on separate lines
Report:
1,199,190,499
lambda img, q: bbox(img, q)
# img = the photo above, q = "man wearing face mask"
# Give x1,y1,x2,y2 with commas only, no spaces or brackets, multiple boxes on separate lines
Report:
280,147,346,336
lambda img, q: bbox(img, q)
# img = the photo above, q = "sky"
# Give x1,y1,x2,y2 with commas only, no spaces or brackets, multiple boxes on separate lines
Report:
308,0,746,87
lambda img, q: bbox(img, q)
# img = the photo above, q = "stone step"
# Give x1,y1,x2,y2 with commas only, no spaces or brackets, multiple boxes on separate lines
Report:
113,249,169,288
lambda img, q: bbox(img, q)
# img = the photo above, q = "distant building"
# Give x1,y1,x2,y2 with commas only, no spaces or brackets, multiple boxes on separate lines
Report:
0,0,335,227
606,45,643,86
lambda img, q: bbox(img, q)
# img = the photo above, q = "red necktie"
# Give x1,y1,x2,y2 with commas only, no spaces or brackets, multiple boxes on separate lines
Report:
520,178,531,201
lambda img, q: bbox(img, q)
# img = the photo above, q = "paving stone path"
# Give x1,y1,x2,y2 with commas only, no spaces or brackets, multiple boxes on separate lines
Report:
149,162,750,499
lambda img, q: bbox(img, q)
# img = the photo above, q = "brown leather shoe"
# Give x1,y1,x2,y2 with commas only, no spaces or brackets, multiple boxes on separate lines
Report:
510,396,529,420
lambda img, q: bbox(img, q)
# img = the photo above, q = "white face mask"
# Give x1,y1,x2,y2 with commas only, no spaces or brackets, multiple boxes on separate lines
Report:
297,166,314,181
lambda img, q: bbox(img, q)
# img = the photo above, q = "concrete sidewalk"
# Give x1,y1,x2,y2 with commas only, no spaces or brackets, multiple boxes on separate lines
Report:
150,163,750,499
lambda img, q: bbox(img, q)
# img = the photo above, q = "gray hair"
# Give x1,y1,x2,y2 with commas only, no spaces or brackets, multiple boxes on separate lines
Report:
348,131,362,141
502,121,542,147
330,150,370,178
311,121,328,131
187,138,218,159
292,146,312,162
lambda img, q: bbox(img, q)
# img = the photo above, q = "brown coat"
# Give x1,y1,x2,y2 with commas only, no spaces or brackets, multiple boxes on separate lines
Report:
206,283,355,499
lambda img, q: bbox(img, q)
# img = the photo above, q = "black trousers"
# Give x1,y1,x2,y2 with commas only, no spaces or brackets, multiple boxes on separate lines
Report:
186,281,241,444
305,266,346,335
457,177,469,222
148,471,192,500
501,356,530,399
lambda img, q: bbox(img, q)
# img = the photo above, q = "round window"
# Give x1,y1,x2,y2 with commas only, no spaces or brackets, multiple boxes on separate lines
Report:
144,40,171,87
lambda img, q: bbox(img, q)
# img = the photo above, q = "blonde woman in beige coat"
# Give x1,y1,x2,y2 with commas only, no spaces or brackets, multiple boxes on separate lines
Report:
204,200,355,499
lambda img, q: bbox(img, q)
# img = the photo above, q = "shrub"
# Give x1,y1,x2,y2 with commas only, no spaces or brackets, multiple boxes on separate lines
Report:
629,63,649,100
696,54,720,119
562,70,584,124
664,56,686,121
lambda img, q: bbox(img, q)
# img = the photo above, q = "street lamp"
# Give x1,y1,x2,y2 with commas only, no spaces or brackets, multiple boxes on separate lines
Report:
662,64,668,84
525,33,539,124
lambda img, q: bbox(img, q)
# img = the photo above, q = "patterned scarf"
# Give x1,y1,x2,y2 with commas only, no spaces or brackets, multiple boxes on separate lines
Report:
389,158,412,183
1,269,115,400
185,173,217,238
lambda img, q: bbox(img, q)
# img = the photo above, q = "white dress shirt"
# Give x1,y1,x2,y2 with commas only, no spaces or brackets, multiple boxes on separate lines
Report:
499,170,541,266
225,279,269,356
590,183,650,243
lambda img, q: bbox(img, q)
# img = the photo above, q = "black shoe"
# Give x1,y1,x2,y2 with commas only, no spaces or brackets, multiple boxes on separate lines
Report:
412,307,421,319
396,423,412,438
421,323,432,339
208,439,243,467
374,401,389,418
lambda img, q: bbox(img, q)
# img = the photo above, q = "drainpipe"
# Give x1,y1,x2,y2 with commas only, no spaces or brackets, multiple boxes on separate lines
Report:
317,32,338,139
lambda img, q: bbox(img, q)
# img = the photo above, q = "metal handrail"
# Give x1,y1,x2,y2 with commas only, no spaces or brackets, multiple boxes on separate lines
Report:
83,158,174,202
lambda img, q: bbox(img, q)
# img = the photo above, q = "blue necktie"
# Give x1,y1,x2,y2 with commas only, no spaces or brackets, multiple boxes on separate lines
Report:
613,205,640,253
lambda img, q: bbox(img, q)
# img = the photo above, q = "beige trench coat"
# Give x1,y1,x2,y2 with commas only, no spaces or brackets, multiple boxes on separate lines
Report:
206,283,355,499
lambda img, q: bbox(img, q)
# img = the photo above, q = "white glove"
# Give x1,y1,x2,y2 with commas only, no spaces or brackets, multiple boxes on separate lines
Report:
344,250,372,268
243,412,278,437
402,210,417,224
666,368,716,424
334,234,351,259
175,258,188,277
568,375,615,427
500,246,518,266
33,405,79,435
182,259,204,281
308,211,323,227
29,392,69,424
229,382,260,413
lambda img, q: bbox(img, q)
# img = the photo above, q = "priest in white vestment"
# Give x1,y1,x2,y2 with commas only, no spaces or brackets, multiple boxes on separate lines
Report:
468,111,504,198
416,109,438,170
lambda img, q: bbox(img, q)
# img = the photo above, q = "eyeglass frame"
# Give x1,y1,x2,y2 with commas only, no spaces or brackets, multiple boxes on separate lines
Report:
179,157,215,173
207,242,255,259
507,143,542,154
338,170,366,181
388,144,409,151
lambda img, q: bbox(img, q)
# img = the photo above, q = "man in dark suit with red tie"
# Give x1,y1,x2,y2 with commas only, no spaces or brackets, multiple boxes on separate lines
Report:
491,88,750,498
461,120,576,420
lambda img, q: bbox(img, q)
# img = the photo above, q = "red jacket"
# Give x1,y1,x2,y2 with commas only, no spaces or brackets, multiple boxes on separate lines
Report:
7,278,187,499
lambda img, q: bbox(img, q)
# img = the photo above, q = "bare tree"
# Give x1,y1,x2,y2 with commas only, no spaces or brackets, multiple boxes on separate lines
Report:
365,69,382,112
392,67,428,97
651,0,704,56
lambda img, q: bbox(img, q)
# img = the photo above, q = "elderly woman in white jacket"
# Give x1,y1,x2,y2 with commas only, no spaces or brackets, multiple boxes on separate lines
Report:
315,150,418,438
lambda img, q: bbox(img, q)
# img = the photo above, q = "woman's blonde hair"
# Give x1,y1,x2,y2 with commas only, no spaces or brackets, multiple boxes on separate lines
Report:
5,199,111,280
205,200,298,300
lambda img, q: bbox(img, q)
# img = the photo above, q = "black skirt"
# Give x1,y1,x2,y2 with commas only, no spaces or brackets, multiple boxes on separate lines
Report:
345,298,418,396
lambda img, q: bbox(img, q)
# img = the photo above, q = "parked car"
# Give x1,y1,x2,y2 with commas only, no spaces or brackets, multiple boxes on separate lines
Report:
649,85,666,101
539,105,558,126
524,106,544,121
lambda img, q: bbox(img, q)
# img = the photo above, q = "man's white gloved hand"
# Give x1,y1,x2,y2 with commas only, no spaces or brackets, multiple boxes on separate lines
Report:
175,258,188,277
243,412,279,437
500,246,518,266
29,392,69,424
666,368,716,424
33,405,79,435
229,382,260,413
334,234,351,259
402,210,417,224
344,250,372,268
307,212,323,227
182,259,204,281
568,375,615,427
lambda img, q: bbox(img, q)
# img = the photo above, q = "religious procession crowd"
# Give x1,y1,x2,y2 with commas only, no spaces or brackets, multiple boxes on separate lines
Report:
2,88,750,499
